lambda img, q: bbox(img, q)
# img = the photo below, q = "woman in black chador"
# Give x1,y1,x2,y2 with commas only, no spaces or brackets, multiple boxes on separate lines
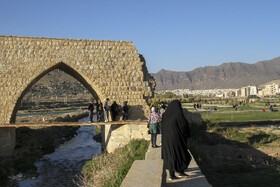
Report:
161,100,191,180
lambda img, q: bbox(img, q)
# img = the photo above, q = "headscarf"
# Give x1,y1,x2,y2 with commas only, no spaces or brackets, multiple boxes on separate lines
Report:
148,107,161,124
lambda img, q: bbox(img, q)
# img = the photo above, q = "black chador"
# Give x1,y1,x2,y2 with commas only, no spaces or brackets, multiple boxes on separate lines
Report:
161,100,191,178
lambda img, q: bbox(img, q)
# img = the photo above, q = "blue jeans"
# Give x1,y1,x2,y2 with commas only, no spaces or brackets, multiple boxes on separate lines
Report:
151,133,157,146
104,110,109,121
97,110,103,122
88,110,93,122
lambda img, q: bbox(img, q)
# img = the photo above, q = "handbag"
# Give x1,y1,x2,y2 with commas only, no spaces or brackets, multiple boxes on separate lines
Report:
148,130,151,134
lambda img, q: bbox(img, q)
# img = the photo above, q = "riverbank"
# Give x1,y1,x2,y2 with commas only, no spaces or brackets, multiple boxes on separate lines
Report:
0,111,88,186
80,139,149,186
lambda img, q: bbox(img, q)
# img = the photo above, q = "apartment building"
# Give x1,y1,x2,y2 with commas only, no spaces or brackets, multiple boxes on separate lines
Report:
263,83,279,96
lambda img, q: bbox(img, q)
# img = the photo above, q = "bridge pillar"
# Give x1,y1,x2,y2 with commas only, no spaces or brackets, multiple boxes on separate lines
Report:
101,123,150,153
0,127,15,157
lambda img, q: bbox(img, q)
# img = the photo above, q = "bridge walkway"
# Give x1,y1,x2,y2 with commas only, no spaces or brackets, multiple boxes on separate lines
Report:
121,135,212,187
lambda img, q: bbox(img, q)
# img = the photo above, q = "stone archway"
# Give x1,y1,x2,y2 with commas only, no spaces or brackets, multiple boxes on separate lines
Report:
0,35,155,124
10,62,102,123
0,35,155,156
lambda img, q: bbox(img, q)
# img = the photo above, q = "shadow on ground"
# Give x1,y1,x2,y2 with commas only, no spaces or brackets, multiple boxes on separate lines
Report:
189,123,280,186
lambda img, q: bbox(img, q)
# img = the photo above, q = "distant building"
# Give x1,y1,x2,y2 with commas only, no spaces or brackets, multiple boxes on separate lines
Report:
241,87,249,97
240,86,257,97
235,89,241,97
258,89,264,97
248,86,258,95
224,91,235,98
216,91,224,98
264,83,279,96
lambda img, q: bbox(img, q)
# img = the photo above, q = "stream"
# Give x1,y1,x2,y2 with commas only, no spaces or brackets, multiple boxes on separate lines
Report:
17,116,101,187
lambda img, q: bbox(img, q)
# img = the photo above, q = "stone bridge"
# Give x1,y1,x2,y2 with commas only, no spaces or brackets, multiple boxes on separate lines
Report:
0,35,155,156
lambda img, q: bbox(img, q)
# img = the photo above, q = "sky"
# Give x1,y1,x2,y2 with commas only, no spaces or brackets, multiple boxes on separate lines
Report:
1,0,280,73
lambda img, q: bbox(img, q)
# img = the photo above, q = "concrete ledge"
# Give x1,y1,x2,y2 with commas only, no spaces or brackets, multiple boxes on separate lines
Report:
121,160,163,187
163,155,212,187
121,134,211,187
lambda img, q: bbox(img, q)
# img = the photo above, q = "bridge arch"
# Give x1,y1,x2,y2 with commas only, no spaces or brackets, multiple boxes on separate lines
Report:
10,61,102,123
0,35,155,125
0,35,155,156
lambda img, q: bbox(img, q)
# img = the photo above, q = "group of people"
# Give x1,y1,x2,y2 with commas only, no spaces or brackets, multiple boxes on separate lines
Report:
147,100,192,180
88,98,129,122
90,99,191,180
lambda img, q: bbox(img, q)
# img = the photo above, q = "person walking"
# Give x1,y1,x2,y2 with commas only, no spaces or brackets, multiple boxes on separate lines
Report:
161,100,191,180
104,98,110,122
96,99,103,122
88,99,94,123
147,107,161,148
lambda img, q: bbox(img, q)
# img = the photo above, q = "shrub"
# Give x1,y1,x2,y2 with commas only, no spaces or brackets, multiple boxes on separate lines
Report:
80,139,149,187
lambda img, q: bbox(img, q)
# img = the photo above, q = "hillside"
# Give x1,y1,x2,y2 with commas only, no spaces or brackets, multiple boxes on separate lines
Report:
258,79,280,89
25,69,90,98
152,57,280,91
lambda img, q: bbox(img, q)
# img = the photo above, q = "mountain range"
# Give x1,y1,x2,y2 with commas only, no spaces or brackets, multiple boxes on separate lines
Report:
26,56,280,97
152,57,280,91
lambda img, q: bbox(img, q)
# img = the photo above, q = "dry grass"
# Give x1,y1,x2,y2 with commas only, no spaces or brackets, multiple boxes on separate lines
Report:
189,125,280,186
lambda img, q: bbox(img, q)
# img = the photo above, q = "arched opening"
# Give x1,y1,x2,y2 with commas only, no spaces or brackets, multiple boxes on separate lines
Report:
10,62,100,123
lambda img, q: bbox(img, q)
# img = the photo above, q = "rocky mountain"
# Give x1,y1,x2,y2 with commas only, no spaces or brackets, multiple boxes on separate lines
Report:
152,57,280,91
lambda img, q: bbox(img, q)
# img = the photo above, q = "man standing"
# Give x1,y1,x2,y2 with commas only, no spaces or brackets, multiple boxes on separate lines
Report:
122,101,129,121
96,99,103,122
88,99,94,122
104,98,110,122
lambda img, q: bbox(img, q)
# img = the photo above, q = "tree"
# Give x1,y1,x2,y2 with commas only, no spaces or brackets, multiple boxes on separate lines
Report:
245,97,250,104
164,92,176,98
225,98,229,105
183,94,189,98
149,97,159,111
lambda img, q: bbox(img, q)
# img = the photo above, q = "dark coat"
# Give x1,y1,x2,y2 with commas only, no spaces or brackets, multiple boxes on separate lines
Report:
96,102,103,111
161,100,191,172
88,102,94,111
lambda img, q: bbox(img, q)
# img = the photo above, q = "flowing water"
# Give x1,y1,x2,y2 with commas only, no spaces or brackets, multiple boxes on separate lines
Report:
17,117,101,187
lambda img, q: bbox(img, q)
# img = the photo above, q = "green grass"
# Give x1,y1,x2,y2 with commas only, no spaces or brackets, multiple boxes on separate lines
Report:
209,126,280,147
201,111,280,122
93,126,101,134
80,139,149,187
182,102,280,113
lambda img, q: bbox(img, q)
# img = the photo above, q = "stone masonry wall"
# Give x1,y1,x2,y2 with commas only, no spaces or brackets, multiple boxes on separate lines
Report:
0,35,155,156
0,35,154,124
101,123,150,153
